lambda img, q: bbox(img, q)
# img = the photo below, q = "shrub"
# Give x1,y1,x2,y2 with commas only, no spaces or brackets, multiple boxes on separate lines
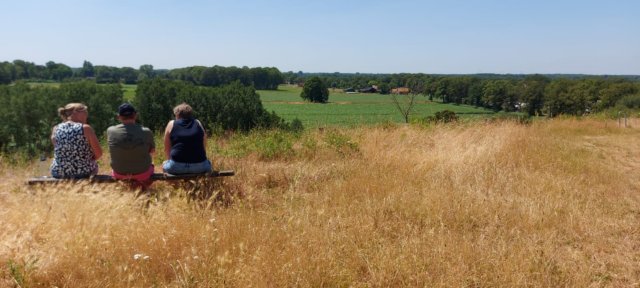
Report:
289,118,304,133
324,130,359,155
424,110,458,124
254,130,294,160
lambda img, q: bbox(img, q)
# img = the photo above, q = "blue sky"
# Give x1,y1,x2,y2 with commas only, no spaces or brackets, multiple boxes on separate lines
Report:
2,0,639,74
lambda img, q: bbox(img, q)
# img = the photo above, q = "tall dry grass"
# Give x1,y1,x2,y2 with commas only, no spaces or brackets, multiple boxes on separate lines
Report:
1,118,639,287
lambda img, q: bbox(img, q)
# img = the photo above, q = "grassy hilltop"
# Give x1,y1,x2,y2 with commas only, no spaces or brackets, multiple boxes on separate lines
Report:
1,118,640,286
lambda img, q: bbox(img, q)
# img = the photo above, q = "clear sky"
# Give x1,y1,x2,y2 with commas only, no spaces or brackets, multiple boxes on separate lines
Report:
2,0,639,74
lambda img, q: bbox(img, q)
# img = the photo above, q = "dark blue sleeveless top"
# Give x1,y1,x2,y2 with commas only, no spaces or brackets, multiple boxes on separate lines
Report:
170,118,207,163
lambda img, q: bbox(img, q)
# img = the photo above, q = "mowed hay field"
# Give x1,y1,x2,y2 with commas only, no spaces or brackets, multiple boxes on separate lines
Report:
1,118,640,287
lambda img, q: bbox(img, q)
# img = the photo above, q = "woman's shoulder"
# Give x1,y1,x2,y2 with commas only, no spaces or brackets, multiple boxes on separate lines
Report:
82,123,95,132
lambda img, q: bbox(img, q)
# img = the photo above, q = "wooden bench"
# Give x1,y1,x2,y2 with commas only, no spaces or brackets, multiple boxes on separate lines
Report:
26,170,235,185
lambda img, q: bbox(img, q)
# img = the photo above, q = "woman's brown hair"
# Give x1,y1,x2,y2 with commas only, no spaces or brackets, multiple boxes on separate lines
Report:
173,103,193,119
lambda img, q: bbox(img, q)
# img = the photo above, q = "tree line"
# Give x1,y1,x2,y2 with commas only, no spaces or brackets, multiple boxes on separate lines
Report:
0,80,288,156
0,60,283,90
166,66,283,90
290,73,640,116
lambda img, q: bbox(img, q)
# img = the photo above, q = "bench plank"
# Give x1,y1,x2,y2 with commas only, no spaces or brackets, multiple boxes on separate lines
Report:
26,170,235,185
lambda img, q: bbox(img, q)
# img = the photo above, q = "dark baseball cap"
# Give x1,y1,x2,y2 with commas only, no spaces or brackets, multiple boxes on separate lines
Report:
118,103,137,116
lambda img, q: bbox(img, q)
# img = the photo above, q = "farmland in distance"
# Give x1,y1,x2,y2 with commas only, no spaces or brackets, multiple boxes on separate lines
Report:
258,85,494,127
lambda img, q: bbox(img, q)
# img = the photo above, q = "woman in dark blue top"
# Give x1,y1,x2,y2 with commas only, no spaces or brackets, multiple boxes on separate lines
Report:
162,103,212,174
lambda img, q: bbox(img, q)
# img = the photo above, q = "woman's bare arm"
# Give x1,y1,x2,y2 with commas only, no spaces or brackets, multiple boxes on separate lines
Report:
83,124,102,160
163,120,174,160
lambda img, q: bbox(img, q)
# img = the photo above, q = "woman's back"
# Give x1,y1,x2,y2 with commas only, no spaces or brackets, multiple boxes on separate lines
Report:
51,122,97,178
169,118,206,163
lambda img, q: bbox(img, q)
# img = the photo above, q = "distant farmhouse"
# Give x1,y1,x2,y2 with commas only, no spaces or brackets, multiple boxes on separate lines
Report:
391,87,410,94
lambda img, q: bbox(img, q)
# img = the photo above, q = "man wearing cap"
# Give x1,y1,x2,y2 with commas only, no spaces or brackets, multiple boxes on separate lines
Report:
107,103,155,186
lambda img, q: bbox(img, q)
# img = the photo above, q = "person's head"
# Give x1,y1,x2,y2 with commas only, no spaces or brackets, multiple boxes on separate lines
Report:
117,103,137,122
58,103,88,123
173,103,193,119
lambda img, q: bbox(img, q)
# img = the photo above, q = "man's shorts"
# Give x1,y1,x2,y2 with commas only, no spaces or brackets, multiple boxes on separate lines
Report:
112,165,154,182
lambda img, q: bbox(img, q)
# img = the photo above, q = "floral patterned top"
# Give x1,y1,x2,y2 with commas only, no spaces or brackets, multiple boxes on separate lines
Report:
50,122,98,178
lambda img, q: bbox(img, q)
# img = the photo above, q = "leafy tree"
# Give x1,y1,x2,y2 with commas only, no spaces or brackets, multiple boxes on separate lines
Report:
12,60,31,79
94,65,119,83
616,94,640,109
518,75,548,116
597,82,638,111
300,77,329,103
544,79,574,116
466,78,484,107
0,62,12,84
201,67,220,86
378,82,390,94
80,60,94,78
138,64,154,81
482,80,509,111
120,67,138,84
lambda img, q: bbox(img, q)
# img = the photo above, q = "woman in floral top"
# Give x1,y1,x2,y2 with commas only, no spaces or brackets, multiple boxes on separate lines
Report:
50,103,102,178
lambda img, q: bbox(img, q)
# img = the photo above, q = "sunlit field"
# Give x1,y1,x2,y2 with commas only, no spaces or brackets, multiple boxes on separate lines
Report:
121,84,136,101
1,117,639,286
259,85,495,127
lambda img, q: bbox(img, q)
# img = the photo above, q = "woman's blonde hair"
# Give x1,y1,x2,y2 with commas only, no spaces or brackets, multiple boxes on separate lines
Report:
173,103,193,119
58,103,87,120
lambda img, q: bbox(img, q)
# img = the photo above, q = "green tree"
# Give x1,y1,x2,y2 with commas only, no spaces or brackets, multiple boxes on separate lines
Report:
518,75,548,116
138,64,154,81
482,80,509,111
378,82,390,94
12,60,31,79
0,62,12,84
597,81,638,111
120,67,138,84
80,60,95,78
544,79,573,117
46,61,73,81
300,77,329,103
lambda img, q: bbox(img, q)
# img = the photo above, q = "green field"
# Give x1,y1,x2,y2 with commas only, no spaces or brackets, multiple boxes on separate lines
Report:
258,85,494,127
121,84,136,101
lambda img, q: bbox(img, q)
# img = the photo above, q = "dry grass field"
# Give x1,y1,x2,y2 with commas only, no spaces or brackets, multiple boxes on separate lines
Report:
1,118,639,287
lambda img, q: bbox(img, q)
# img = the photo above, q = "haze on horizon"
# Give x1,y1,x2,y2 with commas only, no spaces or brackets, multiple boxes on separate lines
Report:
2,0,639,75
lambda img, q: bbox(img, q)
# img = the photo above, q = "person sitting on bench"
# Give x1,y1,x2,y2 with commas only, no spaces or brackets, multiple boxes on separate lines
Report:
50,103,102,179
162,103,212,175
107,103,155,185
